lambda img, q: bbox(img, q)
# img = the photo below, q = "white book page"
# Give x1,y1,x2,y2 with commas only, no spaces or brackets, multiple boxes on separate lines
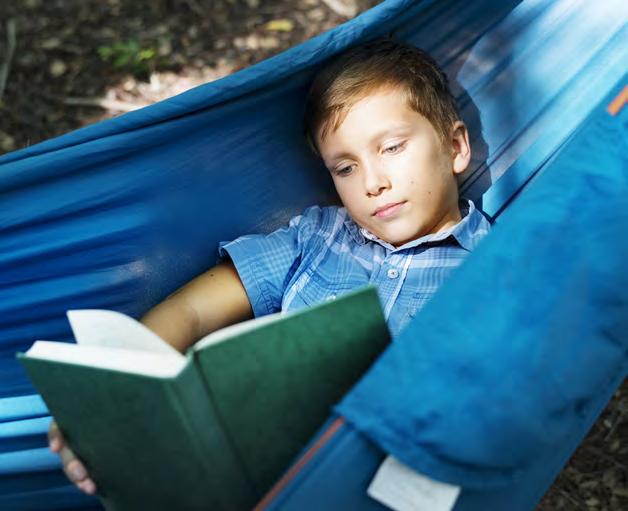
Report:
193,311,285,351
67,310,183,358
26,341,187,378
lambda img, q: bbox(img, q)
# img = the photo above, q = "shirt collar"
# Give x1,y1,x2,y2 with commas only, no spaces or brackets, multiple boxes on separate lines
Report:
343,209,368,245
343,199,490,252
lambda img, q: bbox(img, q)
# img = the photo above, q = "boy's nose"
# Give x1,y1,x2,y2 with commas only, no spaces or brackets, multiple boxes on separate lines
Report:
363,163,391,196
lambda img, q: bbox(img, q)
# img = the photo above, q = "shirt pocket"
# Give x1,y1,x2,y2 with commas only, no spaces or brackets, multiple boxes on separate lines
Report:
293,270,359,307
404,290,437,321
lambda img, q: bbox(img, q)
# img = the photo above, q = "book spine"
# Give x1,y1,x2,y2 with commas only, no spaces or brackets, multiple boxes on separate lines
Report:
169,359,258,510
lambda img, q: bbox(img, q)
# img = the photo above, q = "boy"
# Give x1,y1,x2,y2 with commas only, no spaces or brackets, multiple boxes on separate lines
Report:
48,39,491,496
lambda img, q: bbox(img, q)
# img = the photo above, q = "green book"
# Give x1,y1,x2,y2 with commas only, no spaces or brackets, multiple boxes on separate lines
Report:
18,286,390,511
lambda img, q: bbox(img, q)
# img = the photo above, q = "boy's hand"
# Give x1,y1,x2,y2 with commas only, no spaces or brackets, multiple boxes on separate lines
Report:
48,420,97,495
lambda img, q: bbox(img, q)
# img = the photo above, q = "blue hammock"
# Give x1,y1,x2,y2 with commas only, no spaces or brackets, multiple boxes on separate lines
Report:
1,0,626,509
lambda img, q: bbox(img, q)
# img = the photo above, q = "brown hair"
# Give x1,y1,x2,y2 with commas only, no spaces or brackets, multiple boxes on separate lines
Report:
304,38,460,153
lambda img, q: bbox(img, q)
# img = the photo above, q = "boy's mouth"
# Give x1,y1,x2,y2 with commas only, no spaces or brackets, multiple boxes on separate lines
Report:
373,201,406,218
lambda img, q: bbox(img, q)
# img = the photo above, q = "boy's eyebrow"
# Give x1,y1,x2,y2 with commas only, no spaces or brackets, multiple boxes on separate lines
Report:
367,124,412,145
326,124,412,163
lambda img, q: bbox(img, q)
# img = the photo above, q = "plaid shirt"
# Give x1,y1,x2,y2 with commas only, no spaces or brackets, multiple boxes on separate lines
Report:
219,200,491,337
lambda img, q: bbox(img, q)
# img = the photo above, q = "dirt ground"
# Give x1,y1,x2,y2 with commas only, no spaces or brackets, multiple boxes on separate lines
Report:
0,0,384,151
0,1,626,509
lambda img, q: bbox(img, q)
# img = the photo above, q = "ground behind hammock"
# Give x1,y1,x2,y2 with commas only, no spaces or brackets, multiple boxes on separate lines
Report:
0,1,626,509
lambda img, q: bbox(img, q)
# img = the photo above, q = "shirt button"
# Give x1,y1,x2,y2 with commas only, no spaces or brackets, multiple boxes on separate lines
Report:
326,294,337,301
387,268,399,279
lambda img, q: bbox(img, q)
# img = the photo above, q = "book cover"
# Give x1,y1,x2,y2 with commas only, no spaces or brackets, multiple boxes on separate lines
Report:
18,286,390,510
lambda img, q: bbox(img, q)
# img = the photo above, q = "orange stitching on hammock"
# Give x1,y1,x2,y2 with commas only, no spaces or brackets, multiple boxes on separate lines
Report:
253,416,346,511
607,85,628,116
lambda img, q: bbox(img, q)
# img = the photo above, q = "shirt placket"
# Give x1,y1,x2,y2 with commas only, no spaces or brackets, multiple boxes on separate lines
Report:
370,251,410,320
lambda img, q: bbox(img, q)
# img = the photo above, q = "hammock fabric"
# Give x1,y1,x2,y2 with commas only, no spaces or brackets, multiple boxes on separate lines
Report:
1,0,626,509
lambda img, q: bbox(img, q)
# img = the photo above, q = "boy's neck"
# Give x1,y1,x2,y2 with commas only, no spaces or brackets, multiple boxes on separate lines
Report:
431,207,463,236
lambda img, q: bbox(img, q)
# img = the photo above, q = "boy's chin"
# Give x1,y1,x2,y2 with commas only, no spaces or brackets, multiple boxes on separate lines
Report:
353,215,428,247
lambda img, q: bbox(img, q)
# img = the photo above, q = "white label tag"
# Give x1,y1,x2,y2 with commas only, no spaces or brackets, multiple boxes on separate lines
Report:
367,456,461,511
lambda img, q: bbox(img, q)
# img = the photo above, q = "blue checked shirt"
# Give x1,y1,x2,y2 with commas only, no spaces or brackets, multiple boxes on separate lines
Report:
219,200,491,337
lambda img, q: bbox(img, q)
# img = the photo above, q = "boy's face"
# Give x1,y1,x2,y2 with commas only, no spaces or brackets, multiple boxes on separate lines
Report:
317,87,470,247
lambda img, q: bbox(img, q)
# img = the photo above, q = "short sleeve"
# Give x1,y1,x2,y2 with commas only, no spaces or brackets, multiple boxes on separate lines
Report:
218,206,327,317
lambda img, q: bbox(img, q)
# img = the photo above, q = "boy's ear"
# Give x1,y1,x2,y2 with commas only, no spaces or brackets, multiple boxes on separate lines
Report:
450,121,471,175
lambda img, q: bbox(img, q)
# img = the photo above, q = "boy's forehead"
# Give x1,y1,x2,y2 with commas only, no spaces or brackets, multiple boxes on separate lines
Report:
320,88,419,144
316,83,408,140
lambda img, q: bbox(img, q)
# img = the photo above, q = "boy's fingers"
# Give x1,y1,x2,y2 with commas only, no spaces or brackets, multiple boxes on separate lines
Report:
53,432,97,494
48,421,63,452
77,478,97,495
49,436,61,452
66,459,87,482
59,445,86,482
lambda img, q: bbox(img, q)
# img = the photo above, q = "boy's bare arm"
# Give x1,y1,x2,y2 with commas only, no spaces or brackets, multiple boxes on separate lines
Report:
49,259,253,495
140,259,253,353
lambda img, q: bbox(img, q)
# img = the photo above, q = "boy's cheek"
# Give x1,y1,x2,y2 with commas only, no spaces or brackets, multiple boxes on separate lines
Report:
333,184,361,210
341,203,370,231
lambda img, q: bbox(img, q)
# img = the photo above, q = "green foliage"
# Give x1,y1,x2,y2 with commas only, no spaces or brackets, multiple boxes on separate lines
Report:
98,39,157,79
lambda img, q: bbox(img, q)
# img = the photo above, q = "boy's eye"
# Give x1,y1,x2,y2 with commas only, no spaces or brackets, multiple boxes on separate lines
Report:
334,165,354,177
383,142,405,154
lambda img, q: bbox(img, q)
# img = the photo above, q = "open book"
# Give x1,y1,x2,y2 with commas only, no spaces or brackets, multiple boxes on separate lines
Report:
18,286,390,511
